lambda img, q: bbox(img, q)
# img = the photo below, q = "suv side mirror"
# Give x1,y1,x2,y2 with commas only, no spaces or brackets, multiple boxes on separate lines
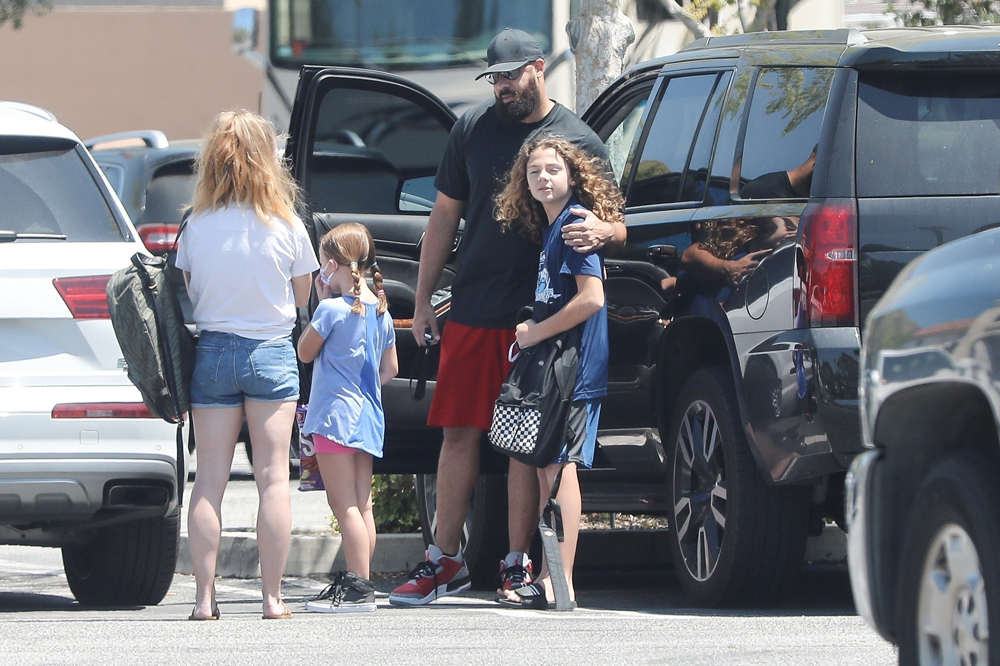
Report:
232,8,258,55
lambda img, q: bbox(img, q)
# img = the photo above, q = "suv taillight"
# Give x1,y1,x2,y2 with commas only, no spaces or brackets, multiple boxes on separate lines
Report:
797,199,858,328
138,224,180,255
53,275,112,319
52,403,156,418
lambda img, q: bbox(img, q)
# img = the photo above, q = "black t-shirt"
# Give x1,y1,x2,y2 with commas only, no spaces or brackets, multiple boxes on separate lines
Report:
434,100,609,329
739,170,796,200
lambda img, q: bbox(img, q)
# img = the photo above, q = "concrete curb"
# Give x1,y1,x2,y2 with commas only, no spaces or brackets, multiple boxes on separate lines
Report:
177,525,846,578
177,532,427,578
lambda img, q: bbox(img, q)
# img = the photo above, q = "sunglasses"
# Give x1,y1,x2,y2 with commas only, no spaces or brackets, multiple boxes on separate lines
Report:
485,65,527,85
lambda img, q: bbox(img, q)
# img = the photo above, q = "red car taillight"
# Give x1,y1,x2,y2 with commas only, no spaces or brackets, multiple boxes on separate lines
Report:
797,199,858,328
52,403,156,418
138,224,180,255
53,275,112,319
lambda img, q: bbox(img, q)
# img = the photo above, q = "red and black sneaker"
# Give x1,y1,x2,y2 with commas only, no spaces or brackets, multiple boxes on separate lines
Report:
389,548,471,607
496,556,534,601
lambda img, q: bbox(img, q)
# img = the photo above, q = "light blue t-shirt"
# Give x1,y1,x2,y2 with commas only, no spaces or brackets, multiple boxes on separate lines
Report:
302,296,395,457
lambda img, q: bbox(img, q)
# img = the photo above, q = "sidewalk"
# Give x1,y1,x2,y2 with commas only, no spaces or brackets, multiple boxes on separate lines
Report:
177,445,426,578
178,446,847,578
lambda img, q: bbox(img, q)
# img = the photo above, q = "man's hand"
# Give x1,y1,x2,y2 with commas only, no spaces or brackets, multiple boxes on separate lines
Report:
515,319,540,349
563,206,616,253
723,249,770,285
411,301,440,347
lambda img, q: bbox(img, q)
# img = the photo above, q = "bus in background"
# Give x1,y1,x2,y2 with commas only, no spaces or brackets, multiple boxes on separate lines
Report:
231,0,697,130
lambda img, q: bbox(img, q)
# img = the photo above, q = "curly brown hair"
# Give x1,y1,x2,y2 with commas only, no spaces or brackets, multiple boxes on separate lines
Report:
495,135,624,243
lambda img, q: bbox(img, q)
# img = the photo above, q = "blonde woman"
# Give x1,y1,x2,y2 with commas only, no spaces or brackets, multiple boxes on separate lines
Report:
176,111,319,620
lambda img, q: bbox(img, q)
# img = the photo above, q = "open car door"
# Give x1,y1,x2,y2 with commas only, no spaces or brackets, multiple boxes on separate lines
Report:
285,66,458,472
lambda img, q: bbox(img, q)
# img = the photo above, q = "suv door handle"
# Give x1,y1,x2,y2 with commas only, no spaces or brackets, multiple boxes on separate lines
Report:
648,245,677,259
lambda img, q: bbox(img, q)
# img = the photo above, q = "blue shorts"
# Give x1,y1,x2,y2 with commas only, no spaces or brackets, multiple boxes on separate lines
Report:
556,399,601,468
190,331,299,408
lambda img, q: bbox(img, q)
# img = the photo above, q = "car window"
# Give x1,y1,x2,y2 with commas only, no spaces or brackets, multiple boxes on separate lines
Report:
857,72,1000,197
0,139,122,241
142,162,195,227
680,71,732,203
596,86,652,186
738,67,834,200
307,82,451,215
96,162,125,198
627,74,717,208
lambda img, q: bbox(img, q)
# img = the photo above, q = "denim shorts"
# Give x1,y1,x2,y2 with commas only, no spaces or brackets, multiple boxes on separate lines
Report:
190,331,299,408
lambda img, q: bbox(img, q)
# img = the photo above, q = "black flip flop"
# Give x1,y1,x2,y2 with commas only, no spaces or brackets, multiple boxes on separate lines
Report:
497,582,549,610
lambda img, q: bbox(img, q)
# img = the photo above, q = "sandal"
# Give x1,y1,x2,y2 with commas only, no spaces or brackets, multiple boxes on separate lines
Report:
497,582,549,610
262,601,293,620
188,603,220,621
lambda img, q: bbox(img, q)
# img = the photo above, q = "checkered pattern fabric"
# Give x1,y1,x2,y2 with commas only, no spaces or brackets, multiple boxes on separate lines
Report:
489,403,541,455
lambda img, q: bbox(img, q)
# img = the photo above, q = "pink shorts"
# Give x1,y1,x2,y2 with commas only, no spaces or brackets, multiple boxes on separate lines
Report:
313,434,356,454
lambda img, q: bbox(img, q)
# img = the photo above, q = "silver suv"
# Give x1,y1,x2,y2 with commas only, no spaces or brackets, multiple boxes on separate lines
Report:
0,102,184,606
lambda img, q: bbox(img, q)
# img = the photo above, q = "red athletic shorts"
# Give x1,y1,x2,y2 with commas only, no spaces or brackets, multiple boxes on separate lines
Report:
427,321,516,431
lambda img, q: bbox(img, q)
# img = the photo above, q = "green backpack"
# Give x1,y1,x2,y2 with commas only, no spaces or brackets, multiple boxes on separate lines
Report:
107,252,195,423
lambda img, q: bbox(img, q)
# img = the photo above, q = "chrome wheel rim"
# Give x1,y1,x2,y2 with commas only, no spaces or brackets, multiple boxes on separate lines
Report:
672,400,728,582
918,523,989,666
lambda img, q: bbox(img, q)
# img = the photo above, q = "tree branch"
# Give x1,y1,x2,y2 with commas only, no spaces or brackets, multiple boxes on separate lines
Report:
657,0,710,39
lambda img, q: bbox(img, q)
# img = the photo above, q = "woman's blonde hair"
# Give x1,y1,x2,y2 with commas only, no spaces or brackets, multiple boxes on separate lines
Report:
318,223,388,316
190,110,300,226
495,134,624,243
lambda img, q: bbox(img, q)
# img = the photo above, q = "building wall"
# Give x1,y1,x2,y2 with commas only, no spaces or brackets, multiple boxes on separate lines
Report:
0,7,263,141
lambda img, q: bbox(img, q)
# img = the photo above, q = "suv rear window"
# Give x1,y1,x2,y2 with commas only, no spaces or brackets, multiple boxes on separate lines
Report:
858,72,1000,197
0,139,123,241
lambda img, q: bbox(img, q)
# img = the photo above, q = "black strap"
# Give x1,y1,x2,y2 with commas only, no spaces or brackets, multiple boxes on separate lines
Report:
137,253,186,504
542,465,566,543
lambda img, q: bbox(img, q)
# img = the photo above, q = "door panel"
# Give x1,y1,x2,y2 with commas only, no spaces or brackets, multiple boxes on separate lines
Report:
595,72,729,429
293,69,458,395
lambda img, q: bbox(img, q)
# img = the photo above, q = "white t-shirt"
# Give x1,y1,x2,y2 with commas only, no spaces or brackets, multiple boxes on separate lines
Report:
175,206,319,340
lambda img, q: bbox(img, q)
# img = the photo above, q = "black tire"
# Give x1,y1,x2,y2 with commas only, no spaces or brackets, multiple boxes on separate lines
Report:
415,473,508,590
62,507,180,606
666,367,809,607
896,450,1000,666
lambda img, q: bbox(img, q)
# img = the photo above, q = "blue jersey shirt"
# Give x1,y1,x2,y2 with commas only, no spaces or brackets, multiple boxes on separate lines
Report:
302,296,395,457
535,198,608,400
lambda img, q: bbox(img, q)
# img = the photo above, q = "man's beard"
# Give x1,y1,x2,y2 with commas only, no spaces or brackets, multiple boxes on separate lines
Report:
496,76,541,122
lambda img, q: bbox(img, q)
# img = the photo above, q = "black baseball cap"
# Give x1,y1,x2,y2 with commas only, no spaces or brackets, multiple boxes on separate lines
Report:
475,28,544,80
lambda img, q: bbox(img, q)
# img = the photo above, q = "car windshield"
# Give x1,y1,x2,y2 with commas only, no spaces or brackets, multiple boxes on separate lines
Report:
0,138,123,241
271,0,553,69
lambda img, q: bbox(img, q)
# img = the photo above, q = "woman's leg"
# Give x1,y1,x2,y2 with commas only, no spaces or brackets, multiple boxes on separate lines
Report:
244,399,295,617
317,450,373,579
188,405,243,618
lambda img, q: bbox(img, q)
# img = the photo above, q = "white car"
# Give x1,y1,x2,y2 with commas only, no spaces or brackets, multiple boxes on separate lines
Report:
0,102,185,606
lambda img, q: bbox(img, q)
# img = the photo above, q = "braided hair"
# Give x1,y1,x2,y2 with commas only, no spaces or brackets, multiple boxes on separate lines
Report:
318,223,389,315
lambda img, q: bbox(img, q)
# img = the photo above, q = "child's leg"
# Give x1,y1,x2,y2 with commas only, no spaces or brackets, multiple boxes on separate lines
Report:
547,462,581,602
355,452,376,564
317,450,372,580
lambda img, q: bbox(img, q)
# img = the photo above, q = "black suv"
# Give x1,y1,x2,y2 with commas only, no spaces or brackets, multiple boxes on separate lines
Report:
284,26,1000,605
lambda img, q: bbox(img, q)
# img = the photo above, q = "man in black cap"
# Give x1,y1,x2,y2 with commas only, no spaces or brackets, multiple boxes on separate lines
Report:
389,28,625,607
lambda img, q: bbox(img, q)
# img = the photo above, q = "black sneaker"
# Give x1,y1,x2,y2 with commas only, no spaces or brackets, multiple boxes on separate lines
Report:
305,571,376,613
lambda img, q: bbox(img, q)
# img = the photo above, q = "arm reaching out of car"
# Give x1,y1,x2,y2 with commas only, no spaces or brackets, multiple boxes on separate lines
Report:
681,244,770,285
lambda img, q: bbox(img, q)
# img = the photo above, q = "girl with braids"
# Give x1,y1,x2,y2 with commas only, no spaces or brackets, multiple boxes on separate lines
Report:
297,223,398,613
494,134,624,609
